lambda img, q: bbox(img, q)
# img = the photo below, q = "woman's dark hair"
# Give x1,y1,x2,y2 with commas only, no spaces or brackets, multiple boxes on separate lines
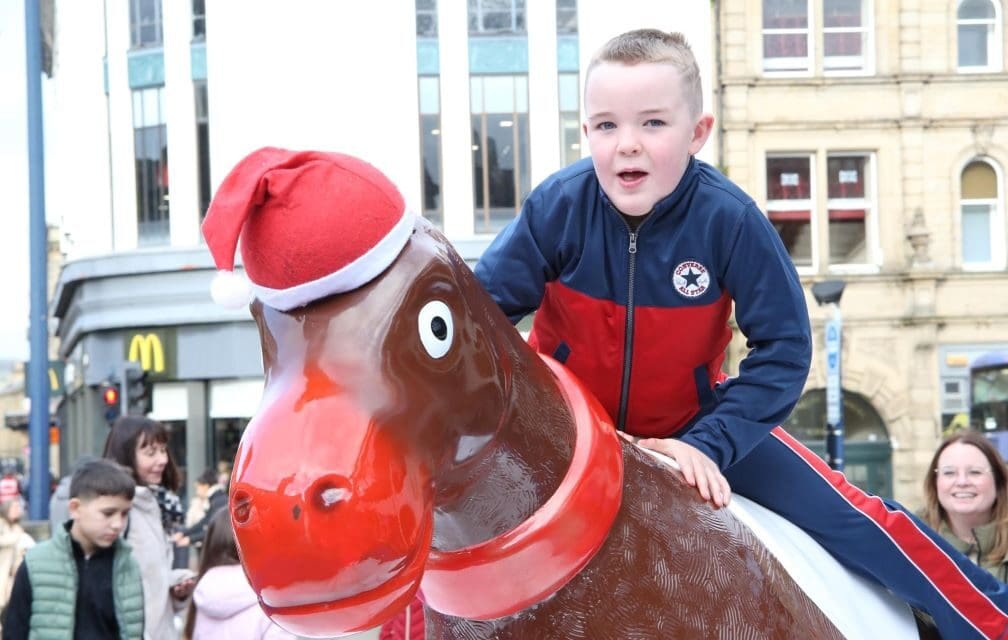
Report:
184,509,240,638
102,416,181,491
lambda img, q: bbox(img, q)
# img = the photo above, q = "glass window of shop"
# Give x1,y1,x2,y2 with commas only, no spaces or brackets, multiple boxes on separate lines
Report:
419,76,443,227
132,87,170,246
470,75,530,234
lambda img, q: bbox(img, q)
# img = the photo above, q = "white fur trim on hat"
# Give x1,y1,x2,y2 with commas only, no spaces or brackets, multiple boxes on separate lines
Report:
252,210,416,311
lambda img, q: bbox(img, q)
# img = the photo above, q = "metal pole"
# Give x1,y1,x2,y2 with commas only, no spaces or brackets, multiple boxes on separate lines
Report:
825,304,845,471
25,0,52,520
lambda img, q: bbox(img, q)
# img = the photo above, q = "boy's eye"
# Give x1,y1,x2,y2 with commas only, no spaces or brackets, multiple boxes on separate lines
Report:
644,118,666,127
596,121,615,131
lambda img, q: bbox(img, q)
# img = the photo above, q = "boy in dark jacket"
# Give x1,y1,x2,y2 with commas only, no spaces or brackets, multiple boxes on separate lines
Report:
2,458,144,639
475,27,1008,639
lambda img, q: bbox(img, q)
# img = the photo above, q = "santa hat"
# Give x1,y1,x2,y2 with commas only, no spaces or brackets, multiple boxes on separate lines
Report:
201,147,415,311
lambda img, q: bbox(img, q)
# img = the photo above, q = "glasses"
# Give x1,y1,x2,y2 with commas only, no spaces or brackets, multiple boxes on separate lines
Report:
936,467,992,481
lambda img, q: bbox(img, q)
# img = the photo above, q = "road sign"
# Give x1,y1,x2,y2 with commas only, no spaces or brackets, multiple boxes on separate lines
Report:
825,317,842,426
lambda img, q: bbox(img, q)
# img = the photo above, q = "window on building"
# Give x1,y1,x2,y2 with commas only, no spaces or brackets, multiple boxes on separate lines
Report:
192,0,206,40
826,153,872,264
132,87,170,245
556,0,577,34
129,0,163,48
763,0,873,74
195,81,211,220
766,155,814,268
559,73,581,167
416,0,437,37
419,76,443,228
960,159,1004,268
823,0,870,72
471,74,530,234
762,0,812,72
468,0,526,35
957,0,1003,71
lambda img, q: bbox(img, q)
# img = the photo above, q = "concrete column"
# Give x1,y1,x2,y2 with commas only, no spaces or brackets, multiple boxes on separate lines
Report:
438,0,475,238
184,380,208,485
162,1,200,247
526,0,561,184
106,0,138,250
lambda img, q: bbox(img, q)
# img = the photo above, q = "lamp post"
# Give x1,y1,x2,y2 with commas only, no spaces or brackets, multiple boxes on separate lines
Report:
812,280,846,471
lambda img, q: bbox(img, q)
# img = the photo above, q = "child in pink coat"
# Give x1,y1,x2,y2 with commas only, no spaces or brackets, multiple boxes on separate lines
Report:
184,510,295,640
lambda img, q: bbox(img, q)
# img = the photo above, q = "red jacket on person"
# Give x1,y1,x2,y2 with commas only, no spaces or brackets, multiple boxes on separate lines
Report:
379,596,424,640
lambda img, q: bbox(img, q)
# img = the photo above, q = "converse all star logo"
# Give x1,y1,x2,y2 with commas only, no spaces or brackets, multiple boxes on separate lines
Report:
673,261,710,298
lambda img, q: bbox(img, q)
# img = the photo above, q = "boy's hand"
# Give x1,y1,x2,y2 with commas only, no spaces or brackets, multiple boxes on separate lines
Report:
632,436,732,508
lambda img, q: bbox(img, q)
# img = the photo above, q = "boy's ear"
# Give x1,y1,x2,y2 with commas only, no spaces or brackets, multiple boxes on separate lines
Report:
688,113,715,156
67,497,81,518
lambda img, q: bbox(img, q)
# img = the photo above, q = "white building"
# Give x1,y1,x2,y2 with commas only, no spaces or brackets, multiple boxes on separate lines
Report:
49,1,713,481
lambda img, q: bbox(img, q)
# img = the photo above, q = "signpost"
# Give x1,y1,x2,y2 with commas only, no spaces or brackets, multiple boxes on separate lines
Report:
825,312,844,470
812,280,847,472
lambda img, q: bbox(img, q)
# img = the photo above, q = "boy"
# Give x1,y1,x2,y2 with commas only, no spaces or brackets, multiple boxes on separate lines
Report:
475,28,1008,639
2,458,144,639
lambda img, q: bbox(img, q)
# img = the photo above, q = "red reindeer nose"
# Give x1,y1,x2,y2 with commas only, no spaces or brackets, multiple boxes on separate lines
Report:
230,371,434,636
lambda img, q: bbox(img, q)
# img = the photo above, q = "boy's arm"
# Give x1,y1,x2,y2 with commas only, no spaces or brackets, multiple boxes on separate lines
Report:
678,203,812,471
2,562,32,640
474,188,559,324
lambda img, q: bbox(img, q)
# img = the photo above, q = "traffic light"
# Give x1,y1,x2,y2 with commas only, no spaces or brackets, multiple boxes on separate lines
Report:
123,362,152,416
101,381,120,423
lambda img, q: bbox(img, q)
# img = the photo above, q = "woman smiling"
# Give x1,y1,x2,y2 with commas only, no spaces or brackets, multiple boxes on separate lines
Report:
920,430,1008,581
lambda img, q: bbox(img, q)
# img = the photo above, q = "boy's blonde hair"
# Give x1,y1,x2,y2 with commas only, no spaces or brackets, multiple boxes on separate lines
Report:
586,29,703,117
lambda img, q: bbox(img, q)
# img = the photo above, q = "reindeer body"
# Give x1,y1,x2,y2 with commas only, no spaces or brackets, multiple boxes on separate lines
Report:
229,219,918,639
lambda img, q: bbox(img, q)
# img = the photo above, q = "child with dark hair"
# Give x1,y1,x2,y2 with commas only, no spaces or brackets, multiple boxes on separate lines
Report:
103,416,194,640
2,458,143,639
184,509,294,639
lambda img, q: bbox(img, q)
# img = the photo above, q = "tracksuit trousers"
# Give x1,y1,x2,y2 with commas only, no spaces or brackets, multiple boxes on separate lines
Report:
720,427,1008,640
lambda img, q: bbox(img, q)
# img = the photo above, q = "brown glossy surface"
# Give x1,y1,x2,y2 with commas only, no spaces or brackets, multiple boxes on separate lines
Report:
230,218,844,639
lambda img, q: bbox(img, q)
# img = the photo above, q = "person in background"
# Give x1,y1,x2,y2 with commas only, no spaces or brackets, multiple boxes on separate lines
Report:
183,509,295,640
0,468,19,507
921,430,1008,581
183,470,212,530
49,456,99,534
104,416,194,640
1,458,143,639
175,469,227,555
0,498,33,617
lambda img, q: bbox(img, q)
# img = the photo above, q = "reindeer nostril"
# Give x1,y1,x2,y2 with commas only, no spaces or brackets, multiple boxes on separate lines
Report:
309,474,352,512
232,490,253,525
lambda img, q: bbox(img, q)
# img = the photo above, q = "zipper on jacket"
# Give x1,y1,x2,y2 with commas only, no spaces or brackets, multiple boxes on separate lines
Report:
617,229,638,431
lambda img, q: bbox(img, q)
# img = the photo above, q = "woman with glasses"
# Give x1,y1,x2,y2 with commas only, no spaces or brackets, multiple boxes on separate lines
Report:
920,430,1008,581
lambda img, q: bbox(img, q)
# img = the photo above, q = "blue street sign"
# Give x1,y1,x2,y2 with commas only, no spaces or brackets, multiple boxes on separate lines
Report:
825,317,842,426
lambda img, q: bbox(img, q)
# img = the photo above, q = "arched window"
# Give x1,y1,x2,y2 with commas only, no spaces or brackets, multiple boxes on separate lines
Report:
782,389,892,496
958,0,1003,72
960,159,1005,269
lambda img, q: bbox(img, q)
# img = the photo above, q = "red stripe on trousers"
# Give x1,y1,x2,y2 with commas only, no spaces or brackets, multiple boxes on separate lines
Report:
771,427,1008,639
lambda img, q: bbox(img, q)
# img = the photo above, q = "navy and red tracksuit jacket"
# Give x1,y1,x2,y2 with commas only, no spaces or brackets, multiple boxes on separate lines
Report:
475,156,812,471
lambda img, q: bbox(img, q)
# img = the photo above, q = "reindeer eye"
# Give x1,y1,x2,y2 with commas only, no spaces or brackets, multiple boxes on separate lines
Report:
418,300,454,359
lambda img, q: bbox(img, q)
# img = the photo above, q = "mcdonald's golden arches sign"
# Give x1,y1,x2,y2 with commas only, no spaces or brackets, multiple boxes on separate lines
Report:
124,329,175,378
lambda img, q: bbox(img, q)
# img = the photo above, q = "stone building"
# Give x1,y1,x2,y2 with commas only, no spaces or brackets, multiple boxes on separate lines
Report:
718,0,1008,504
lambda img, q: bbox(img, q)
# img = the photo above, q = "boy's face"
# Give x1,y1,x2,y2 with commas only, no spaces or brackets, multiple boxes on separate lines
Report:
69,494,131,556
583,61,712,216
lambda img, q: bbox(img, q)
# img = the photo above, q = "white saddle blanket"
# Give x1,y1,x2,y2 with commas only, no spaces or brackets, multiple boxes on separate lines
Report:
643,449,919,639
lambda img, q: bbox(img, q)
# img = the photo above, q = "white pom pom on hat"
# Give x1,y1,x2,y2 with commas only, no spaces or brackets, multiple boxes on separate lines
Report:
201,147,416,311
209,269,253,309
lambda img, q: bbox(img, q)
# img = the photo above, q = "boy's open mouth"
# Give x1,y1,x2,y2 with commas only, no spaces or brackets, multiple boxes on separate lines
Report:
619,170,647,181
